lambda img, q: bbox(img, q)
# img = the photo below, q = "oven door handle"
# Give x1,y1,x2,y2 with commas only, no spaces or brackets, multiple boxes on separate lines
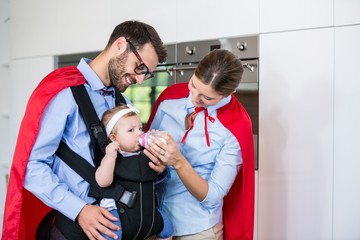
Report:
171,63,254,73
169,65,198,77
153,66,177,76
171,65,198,71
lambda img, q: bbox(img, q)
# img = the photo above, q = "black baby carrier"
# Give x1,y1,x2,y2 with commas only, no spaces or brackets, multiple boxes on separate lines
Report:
36,85,163,240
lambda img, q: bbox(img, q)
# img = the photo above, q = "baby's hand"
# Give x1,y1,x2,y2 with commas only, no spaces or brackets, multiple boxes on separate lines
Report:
105,142,119,159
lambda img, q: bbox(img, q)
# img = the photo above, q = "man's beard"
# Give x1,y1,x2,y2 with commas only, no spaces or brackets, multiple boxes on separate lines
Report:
108,52,136,92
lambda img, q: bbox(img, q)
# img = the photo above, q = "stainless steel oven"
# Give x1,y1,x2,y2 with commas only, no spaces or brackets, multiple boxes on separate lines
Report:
172,36,259,169
123,44,176,124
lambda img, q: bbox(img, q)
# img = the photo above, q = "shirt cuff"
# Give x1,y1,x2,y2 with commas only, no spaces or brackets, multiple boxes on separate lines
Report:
57,192,88,221
200,182,223,212
155,167,168,184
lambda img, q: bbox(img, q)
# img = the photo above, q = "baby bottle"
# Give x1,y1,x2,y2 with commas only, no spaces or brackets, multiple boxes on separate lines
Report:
139,131,167,147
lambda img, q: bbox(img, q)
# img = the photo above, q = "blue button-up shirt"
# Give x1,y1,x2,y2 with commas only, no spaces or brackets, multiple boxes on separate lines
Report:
23,58,129,221
149,92,242,236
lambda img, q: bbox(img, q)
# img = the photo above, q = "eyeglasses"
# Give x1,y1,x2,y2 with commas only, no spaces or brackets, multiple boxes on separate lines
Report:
126,39,154,80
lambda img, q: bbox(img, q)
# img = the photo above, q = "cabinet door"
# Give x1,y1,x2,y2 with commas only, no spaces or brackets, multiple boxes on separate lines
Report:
333,25,360,240
176,0,259,42
334,0,360,26
258,28,334,240
11,0,177,58
260,0,333,33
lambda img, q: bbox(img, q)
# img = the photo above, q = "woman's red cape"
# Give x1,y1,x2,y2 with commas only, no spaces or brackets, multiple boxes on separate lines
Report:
146,83,255,240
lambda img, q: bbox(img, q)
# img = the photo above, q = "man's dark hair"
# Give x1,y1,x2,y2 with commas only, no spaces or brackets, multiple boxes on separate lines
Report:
106,20,167,63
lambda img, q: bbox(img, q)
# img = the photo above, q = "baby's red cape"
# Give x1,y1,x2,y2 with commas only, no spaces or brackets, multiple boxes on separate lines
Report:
146,83,255,240
1,66,86,240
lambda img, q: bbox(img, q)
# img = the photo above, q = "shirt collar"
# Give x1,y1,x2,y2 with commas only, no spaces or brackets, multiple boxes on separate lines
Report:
119,150,141,157
77,58,113,92
185,91,232,114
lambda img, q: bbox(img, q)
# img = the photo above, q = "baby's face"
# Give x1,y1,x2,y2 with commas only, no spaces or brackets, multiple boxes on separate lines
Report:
113,114,143,153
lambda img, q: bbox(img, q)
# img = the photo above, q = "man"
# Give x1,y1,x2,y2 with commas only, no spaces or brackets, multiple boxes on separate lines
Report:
2,20,167,240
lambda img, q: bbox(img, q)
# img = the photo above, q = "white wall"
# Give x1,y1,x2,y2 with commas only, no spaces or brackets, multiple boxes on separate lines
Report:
333,25,360,240
0,0,10,234
1,0,360,239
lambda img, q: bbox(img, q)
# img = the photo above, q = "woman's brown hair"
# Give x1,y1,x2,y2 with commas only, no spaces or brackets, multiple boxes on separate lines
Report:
195,49,244,96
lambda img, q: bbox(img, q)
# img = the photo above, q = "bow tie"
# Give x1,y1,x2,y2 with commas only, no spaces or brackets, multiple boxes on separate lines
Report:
182,107,215,147
99,89,114,96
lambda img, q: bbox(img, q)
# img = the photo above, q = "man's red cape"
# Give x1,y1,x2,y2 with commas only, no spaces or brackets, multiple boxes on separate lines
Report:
146,83,255,240
1,66,86,240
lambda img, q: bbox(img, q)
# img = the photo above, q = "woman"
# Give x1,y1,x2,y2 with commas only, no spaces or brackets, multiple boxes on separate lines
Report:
144,49,255,240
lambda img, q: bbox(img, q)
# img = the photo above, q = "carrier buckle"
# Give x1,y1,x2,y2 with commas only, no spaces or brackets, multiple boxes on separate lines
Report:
119,190,137,208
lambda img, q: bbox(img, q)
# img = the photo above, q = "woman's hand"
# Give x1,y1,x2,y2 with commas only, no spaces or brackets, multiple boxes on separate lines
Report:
145,149,166,174
145,131,209,201
144,132,184,168
143,131,167,174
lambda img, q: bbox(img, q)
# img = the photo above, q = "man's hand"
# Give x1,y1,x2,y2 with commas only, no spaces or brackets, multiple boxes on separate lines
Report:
77,204,120,240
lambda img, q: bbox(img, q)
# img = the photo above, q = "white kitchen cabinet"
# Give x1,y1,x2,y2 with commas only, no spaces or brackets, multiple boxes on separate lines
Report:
176,0,259,42
9,57,55,153
10,0,177,59
333,25,360,240
259,0,333,33
0,19,11,167
258,28,334,240
334,0,360,26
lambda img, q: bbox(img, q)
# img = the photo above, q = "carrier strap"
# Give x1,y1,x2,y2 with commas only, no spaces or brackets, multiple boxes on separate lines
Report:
70,85,108,167
55,84,135,205
56,141,125,200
